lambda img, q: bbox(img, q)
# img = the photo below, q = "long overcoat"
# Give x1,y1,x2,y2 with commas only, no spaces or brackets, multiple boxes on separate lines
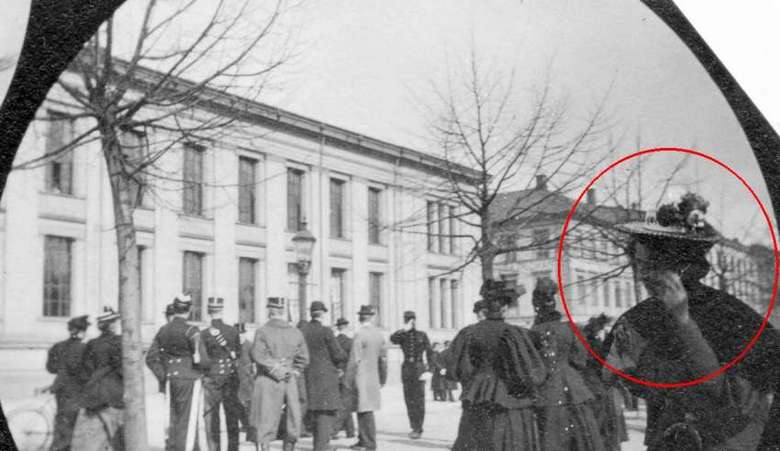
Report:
46,337,87,407
299,319,347,411
249,318,309,442
80,331,124,411
344,324,387,413
237,339,254,406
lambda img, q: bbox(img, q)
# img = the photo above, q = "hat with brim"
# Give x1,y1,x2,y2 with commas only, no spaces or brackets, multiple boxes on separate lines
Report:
336,317,349,327
97,307,120,324
472,300,487,313
309,301,328,313
615,221,720,243
267,297,286,309
172,294,193,314
357,305,375,316
67,315,90,331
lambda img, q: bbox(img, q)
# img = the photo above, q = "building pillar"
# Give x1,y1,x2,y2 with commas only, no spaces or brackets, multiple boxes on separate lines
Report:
213,147,238,323
351,177,368,320
264,156,287,300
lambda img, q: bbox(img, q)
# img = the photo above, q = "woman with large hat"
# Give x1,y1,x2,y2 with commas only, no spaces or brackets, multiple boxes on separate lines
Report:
530,277,605,450
446,279,547,450
603,192,778,450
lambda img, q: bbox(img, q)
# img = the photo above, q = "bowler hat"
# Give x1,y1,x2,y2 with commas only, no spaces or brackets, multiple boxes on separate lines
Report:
207,297,225,314
336,317,349,327
267,297,286,309
403,310,416,322
96,306,120,324
67,315,90,332
172,294,193,314
234,323,247,334
309,301,328,313
357,305,375,316
472,300,486,313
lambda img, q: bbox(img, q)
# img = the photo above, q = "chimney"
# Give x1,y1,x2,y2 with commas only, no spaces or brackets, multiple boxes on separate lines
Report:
535,175,547,190
586,189,597,204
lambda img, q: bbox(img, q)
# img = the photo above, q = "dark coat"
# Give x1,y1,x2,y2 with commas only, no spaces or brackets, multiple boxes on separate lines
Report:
237,339,254,405
201,319,240,381
604,281,780,449
336,333,352,373
389,329,433,380
430,351,447,393
80,331,123,411
300,319,347,411
531,313,594,406
46,337,87,401
146,316,204,387
446,317,547,409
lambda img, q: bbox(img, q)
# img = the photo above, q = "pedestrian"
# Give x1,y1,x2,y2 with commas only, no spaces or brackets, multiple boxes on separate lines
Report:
446,280,547,451
389,310,433,439
333,317,356,440
442,340,457,401
201,297,242,451
344,305,387,451
299,301,348,451
146,294,207,451
71,307,124,450
530,278,605,451
430,342,447,401
235,323,257,443
603,192,780,450
46,314,89,451
250,297,309,451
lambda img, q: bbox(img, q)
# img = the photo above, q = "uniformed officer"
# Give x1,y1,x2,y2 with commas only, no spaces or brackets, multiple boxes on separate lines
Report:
201,297,242,451
389,310,434,439
46,314,90,451
71,307,125,450
333,317,355,439
146,294,206,451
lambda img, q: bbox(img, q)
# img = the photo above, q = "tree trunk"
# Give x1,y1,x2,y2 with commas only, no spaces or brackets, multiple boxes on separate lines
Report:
102,128,148,450
480,252,495,282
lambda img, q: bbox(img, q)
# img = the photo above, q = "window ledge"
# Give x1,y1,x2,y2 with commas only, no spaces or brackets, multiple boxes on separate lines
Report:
237,221,265,228
39,191,85,200
179,213,213,221
330,236,352,242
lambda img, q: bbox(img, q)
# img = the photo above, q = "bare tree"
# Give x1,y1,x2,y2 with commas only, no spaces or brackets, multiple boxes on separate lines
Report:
11,0,297,448
417,48,616,282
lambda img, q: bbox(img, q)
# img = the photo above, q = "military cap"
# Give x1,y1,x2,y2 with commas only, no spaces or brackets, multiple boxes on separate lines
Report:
67,315,90,331
207,297,225,314
234,323,247,334
266,297,286,309
309,301,328,313
403,310,416,322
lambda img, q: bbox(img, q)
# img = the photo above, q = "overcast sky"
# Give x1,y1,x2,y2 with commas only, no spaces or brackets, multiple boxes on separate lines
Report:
1,0,778,245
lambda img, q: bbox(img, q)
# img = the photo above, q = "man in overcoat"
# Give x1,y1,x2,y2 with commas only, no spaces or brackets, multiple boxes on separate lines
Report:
333,317,355,439
250,297,309,451
46,314,89,451
389,310,433,439
299,301,347,450
235,323,256,443
146,294,207,450
71,307,124,450
201,297,242,451
345,305,387,451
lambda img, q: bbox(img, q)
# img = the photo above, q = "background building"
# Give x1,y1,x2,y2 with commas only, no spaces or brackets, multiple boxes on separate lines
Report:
0,70,481,396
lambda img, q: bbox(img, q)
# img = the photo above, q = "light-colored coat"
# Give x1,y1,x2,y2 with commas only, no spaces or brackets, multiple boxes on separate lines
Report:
249,318,309,445
345,323,387,413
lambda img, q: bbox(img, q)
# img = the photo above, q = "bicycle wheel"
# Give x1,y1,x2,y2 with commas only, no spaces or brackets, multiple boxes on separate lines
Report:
7,408,51,451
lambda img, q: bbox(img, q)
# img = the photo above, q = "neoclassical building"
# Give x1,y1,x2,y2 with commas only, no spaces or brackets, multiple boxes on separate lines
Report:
0,64,481,390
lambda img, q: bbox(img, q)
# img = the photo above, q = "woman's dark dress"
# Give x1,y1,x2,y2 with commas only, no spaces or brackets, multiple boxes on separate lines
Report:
446,316,547,450
583,334,628,450
532,313,605,451
430,351,447,400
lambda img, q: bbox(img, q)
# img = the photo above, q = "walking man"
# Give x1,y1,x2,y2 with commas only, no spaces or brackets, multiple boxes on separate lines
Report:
71,307,124,450
299,301,347,450
250,297,309,451
235,323,257,443
46,314,89,451
345,305,387,451
333,317,355,439
389,310,433,439
146,294,206,451
201,297,242,451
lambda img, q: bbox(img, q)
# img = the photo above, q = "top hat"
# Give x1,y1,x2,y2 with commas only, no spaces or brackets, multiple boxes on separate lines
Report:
207,297,225,314
172,294,193,314
472,300,487,314
96,306,120,324
267,297,286,309
357,305,375,316
403,310,416,322
67,315,90,331
336,317,349,327
234,323,247,334
165,303,175,317
616,192,720,244
309,301,328,313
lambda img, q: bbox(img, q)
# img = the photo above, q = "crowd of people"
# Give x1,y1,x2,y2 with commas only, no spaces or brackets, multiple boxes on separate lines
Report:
43,191,780,451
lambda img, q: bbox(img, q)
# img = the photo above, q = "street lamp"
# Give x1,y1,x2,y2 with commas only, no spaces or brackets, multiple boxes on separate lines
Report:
292,221,316,323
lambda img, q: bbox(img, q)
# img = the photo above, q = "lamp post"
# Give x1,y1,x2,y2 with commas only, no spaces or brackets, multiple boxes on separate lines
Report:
292,221,316,323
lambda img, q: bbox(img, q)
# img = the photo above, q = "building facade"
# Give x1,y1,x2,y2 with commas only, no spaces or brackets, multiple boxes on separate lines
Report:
0,70,481,391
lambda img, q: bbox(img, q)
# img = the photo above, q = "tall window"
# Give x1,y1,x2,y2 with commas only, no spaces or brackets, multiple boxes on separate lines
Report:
426,201,435,251
438,203,449,253
44,116,74,195
449,206,457,254
590,274,599,306
182,251,204,321
614,281,622,308
369,272,383,326
440,278,449,329
330,179,345,238
368,188,382,244
450,280,459,328
287,263,301,321
182,145,204,216
533,229,550,258
239,257,257,323
238,157,257,224
287,168,304,231
43,236,73,317
428,277,437,328
330,268,346,322
120,130,150,208
623,282,633,306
